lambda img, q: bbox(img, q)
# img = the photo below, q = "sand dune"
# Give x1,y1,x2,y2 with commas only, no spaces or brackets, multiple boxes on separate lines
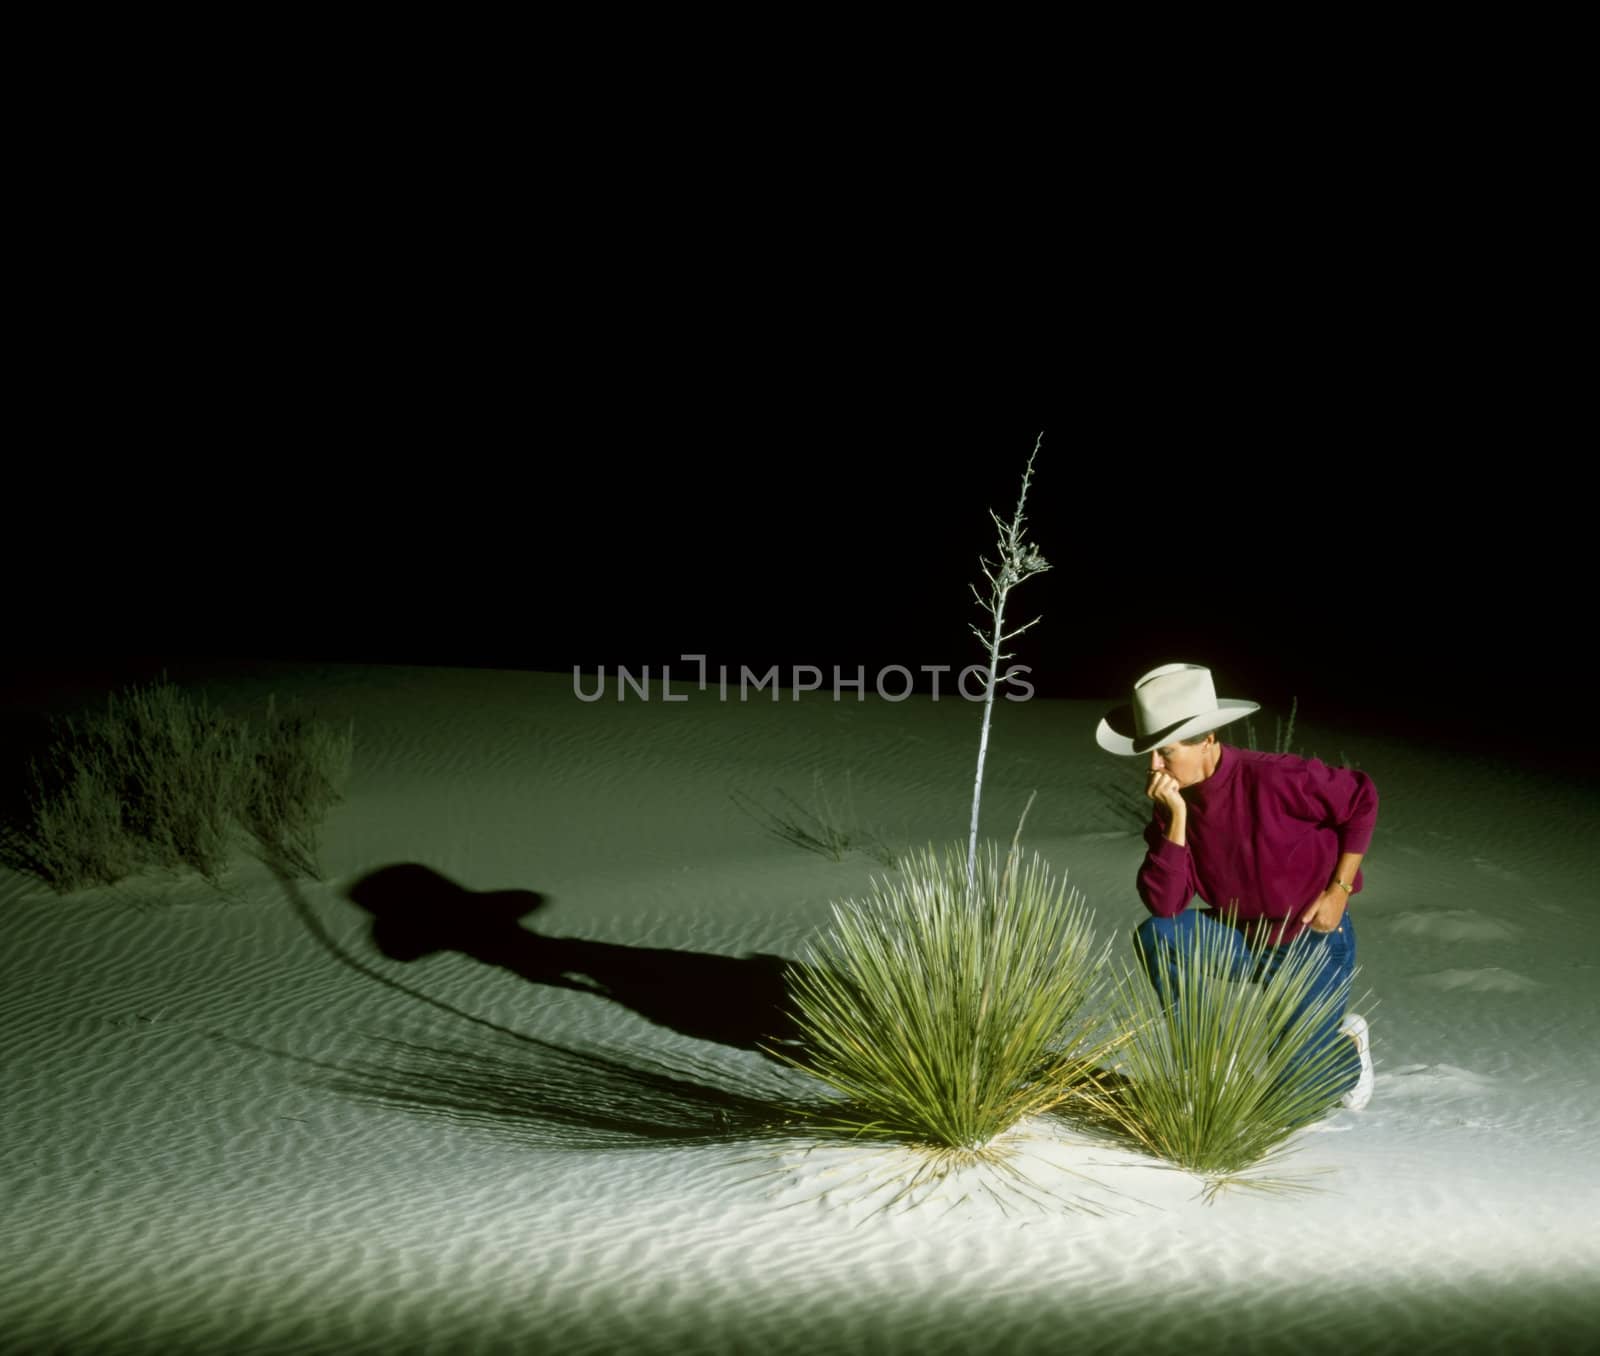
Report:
2,664,1597,1354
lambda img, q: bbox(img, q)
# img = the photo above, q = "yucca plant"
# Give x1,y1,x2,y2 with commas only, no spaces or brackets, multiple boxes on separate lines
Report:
776,436,1106,1175
730,769,898,867
1240,695,1298,756
777,826,1120,1160
1099,918,1363,1191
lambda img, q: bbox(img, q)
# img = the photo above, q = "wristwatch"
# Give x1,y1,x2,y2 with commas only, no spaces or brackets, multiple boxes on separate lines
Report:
1331,879,1353,894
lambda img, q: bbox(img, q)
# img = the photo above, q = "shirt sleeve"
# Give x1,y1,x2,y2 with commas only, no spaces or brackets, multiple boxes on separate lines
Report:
1277,757,1380,856
1137,810,1196,917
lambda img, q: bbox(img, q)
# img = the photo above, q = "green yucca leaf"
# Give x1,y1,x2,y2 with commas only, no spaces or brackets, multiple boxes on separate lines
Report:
775,838,1118,1153
1104,917,1362,1179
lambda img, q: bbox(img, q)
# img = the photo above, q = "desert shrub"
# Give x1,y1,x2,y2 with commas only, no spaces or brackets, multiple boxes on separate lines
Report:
12,750,142,890
1099,919,1360,1188
234,694,355,878
779,835,1117,1157
730,769,898,867
84,681,252,881
3,677,353,894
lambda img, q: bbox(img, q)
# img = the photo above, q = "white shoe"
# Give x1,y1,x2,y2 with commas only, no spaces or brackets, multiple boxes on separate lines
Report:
1340,1013,1373,1110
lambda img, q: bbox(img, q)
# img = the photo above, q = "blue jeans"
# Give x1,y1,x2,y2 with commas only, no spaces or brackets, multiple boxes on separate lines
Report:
1133,910,1362,1100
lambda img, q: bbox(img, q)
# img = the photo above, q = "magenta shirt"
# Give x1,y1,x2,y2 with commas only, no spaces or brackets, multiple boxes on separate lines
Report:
1138,744,1379,945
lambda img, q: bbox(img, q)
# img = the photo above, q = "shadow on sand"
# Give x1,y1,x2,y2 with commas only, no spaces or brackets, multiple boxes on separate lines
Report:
239,857,842,1151
344,862,807,1055
267,861,1118,1158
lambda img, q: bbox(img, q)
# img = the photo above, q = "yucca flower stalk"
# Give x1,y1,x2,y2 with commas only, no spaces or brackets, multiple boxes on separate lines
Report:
965,433,1050,899
778,823,1120,1159
1102,918,1363,1188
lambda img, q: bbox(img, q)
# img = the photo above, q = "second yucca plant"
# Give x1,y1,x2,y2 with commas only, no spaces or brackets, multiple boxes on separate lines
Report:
1102,920,1362,1184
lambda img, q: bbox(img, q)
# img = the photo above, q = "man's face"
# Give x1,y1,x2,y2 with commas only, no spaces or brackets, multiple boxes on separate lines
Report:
1148,734,1215,788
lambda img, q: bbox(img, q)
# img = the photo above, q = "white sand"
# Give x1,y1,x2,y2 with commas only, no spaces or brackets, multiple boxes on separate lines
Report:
2,663,1597,1355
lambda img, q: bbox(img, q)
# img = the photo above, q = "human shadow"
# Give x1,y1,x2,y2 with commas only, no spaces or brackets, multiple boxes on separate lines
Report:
344,862,809,1060
234,856,840,1151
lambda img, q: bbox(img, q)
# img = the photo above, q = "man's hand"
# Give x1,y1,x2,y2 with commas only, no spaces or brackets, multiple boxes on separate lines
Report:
1145,770,1186,817
1298,887,1348,933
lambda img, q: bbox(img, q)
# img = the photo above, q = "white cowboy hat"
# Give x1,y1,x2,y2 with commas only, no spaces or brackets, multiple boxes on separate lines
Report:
1095,662,1260,756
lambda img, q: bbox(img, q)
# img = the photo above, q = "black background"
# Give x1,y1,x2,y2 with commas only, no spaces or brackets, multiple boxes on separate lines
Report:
5,397,1569,767
4,216,1577,779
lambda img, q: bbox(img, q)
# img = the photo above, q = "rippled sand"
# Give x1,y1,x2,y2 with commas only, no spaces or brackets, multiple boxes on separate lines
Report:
2,664,1597,1355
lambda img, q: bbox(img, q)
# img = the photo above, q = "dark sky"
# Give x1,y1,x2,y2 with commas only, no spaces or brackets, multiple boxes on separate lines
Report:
4,286,1575,777
8,407,1570,764
4,128,1581,787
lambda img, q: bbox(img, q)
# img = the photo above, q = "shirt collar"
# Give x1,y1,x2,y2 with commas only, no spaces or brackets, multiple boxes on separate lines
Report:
1183,741,1239,807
